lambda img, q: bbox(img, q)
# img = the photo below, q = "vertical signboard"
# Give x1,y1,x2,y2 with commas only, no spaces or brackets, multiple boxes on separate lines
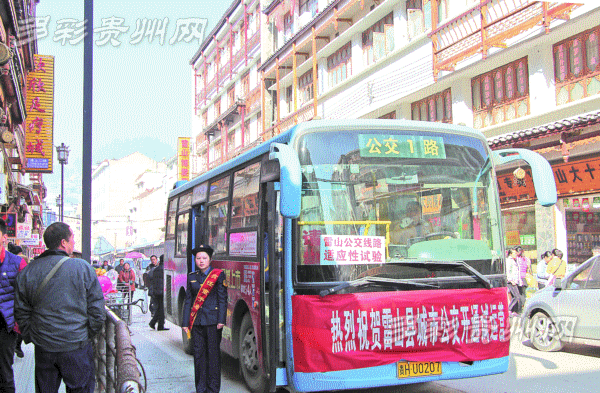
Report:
178,137,191,181
1,213,16,237
24,55,54,173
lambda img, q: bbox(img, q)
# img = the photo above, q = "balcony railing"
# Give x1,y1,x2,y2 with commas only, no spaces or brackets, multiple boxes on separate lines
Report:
262,103,315,141
247,30,260,53
244,87,261,113
429,0,580,78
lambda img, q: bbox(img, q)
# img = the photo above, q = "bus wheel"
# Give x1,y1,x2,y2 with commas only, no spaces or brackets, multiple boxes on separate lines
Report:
239,313,266,393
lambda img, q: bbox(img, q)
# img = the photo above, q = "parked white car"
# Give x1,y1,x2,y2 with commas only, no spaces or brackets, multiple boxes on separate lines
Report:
522,255,600,351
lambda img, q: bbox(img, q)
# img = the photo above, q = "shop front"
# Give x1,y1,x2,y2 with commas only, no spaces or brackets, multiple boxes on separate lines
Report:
556,156,600,264
497,155,600,268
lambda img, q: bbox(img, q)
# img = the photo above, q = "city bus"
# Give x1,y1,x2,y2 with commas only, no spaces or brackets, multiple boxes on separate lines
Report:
163,119,556,393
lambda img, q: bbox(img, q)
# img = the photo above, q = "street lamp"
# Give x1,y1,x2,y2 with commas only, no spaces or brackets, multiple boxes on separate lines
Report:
56,143,69,222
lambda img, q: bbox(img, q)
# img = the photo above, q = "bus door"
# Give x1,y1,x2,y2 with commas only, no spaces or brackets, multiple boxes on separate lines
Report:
262,181,284,392
191,204,206,273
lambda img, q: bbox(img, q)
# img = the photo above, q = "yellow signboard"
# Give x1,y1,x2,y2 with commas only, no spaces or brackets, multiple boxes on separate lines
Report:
178,137,191,181
422,194,442,215
24,55,54,173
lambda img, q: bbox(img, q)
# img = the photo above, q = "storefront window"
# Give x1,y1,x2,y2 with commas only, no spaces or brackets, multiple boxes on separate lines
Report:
503,207,537,263
565,199,600,264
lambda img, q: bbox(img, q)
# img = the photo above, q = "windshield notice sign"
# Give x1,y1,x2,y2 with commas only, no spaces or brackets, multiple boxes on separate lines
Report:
359,134,446,159
320,235,386,265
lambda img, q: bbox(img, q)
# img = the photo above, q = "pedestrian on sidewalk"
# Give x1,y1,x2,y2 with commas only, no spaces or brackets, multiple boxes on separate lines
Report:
183,245,227,393
536,251,552,290
115,258,125,273
14,222,106,393
515,246,532,298
148,255,168,331
118,262,136,302
506,248,524,315
145,255,159,316
546,248,566,285
0,219,28,393
7,243,27,359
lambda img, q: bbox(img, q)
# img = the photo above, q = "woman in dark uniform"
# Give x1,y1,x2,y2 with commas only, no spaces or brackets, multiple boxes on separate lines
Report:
182,245,227,393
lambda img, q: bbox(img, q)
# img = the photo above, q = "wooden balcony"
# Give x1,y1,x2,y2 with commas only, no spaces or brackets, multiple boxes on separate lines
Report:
262,103,315,141
244,87,261,113
429,0,581,79
247,31,260,53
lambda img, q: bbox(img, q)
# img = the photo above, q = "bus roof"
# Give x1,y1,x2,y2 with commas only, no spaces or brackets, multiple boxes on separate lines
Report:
170,119,487,198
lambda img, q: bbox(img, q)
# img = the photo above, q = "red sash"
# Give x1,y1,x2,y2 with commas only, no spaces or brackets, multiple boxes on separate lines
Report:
188,268,222,332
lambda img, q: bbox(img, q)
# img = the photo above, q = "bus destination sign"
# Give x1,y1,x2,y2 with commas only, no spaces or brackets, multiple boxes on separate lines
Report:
359,134,446,159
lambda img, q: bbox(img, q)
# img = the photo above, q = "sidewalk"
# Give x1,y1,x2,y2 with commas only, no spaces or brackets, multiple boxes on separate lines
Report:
13,340,44,393
13,289,249,393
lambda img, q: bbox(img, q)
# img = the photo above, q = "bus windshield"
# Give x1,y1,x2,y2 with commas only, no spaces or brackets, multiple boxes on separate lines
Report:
296,129,503,284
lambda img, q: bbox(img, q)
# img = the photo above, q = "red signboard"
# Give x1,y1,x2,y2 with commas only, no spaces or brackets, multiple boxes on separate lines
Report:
497,157,600,204
291,288,509,373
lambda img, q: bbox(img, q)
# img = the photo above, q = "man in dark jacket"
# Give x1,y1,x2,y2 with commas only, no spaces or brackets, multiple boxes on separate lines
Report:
14,222,105,393
148,255,168,330
0,219,27,393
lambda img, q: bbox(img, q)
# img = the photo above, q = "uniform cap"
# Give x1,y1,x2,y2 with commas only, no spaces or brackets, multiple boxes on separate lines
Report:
191,244,214,258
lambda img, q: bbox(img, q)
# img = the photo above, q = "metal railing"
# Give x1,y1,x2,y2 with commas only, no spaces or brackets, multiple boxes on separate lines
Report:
94,307,146,393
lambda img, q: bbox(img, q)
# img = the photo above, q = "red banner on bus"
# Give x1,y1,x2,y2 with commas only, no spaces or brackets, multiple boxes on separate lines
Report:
292,288,510,373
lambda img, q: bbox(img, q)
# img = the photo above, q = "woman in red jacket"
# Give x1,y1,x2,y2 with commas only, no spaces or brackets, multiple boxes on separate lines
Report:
118,262,136,301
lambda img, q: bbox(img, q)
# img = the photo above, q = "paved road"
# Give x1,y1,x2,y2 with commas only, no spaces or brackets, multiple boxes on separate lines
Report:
13,292,600,393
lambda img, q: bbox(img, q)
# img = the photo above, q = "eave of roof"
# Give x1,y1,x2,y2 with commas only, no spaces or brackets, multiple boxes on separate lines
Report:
190,0,242,66
488,109,600,148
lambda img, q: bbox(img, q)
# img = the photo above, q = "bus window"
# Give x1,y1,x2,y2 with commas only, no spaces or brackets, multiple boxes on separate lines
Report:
175,212,189,256
166,198,178,240
296,129,503,282
208,201,228,254
179,192,192,212
232,162,261,229
209,176,230,201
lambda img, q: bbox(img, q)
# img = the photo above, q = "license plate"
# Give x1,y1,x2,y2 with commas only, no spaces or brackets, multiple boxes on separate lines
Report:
397,361,442,378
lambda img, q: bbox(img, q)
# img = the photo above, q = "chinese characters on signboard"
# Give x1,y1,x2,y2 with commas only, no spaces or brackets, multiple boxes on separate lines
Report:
320,235,386,265
177,137,191,181
358,134,446,159
292,288,509,373
24,55,54,173
497,157,600,204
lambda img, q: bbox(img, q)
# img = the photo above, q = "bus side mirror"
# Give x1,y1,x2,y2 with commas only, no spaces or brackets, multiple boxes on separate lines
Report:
269,143,301,218
492,148,557,207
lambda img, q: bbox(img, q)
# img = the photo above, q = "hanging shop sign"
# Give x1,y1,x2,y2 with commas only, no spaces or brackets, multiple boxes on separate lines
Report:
1,213,16,237
24,55,54,173
497,157,600,204
177,137,191,181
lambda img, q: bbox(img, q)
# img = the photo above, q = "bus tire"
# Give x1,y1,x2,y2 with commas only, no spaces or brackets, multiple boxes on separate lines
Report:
239,313,267,393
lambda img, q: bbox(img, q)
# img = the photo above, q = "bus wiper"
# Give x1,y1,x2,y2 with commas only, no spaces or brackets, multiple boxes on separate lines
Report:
319,276,438,297
388,259,491,289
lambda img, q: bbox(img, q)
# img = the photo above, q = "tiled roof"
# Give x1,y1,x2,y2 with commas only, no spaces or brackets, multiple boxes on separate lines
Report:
488,109,600,148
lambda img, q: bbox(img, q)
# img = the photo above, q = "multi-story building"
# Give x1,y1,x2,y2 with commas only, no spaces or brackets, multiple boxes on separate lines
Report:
190,0,262,174
191,0,600,268
91,152,160,251
0,0,47,255
127,162,167,246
